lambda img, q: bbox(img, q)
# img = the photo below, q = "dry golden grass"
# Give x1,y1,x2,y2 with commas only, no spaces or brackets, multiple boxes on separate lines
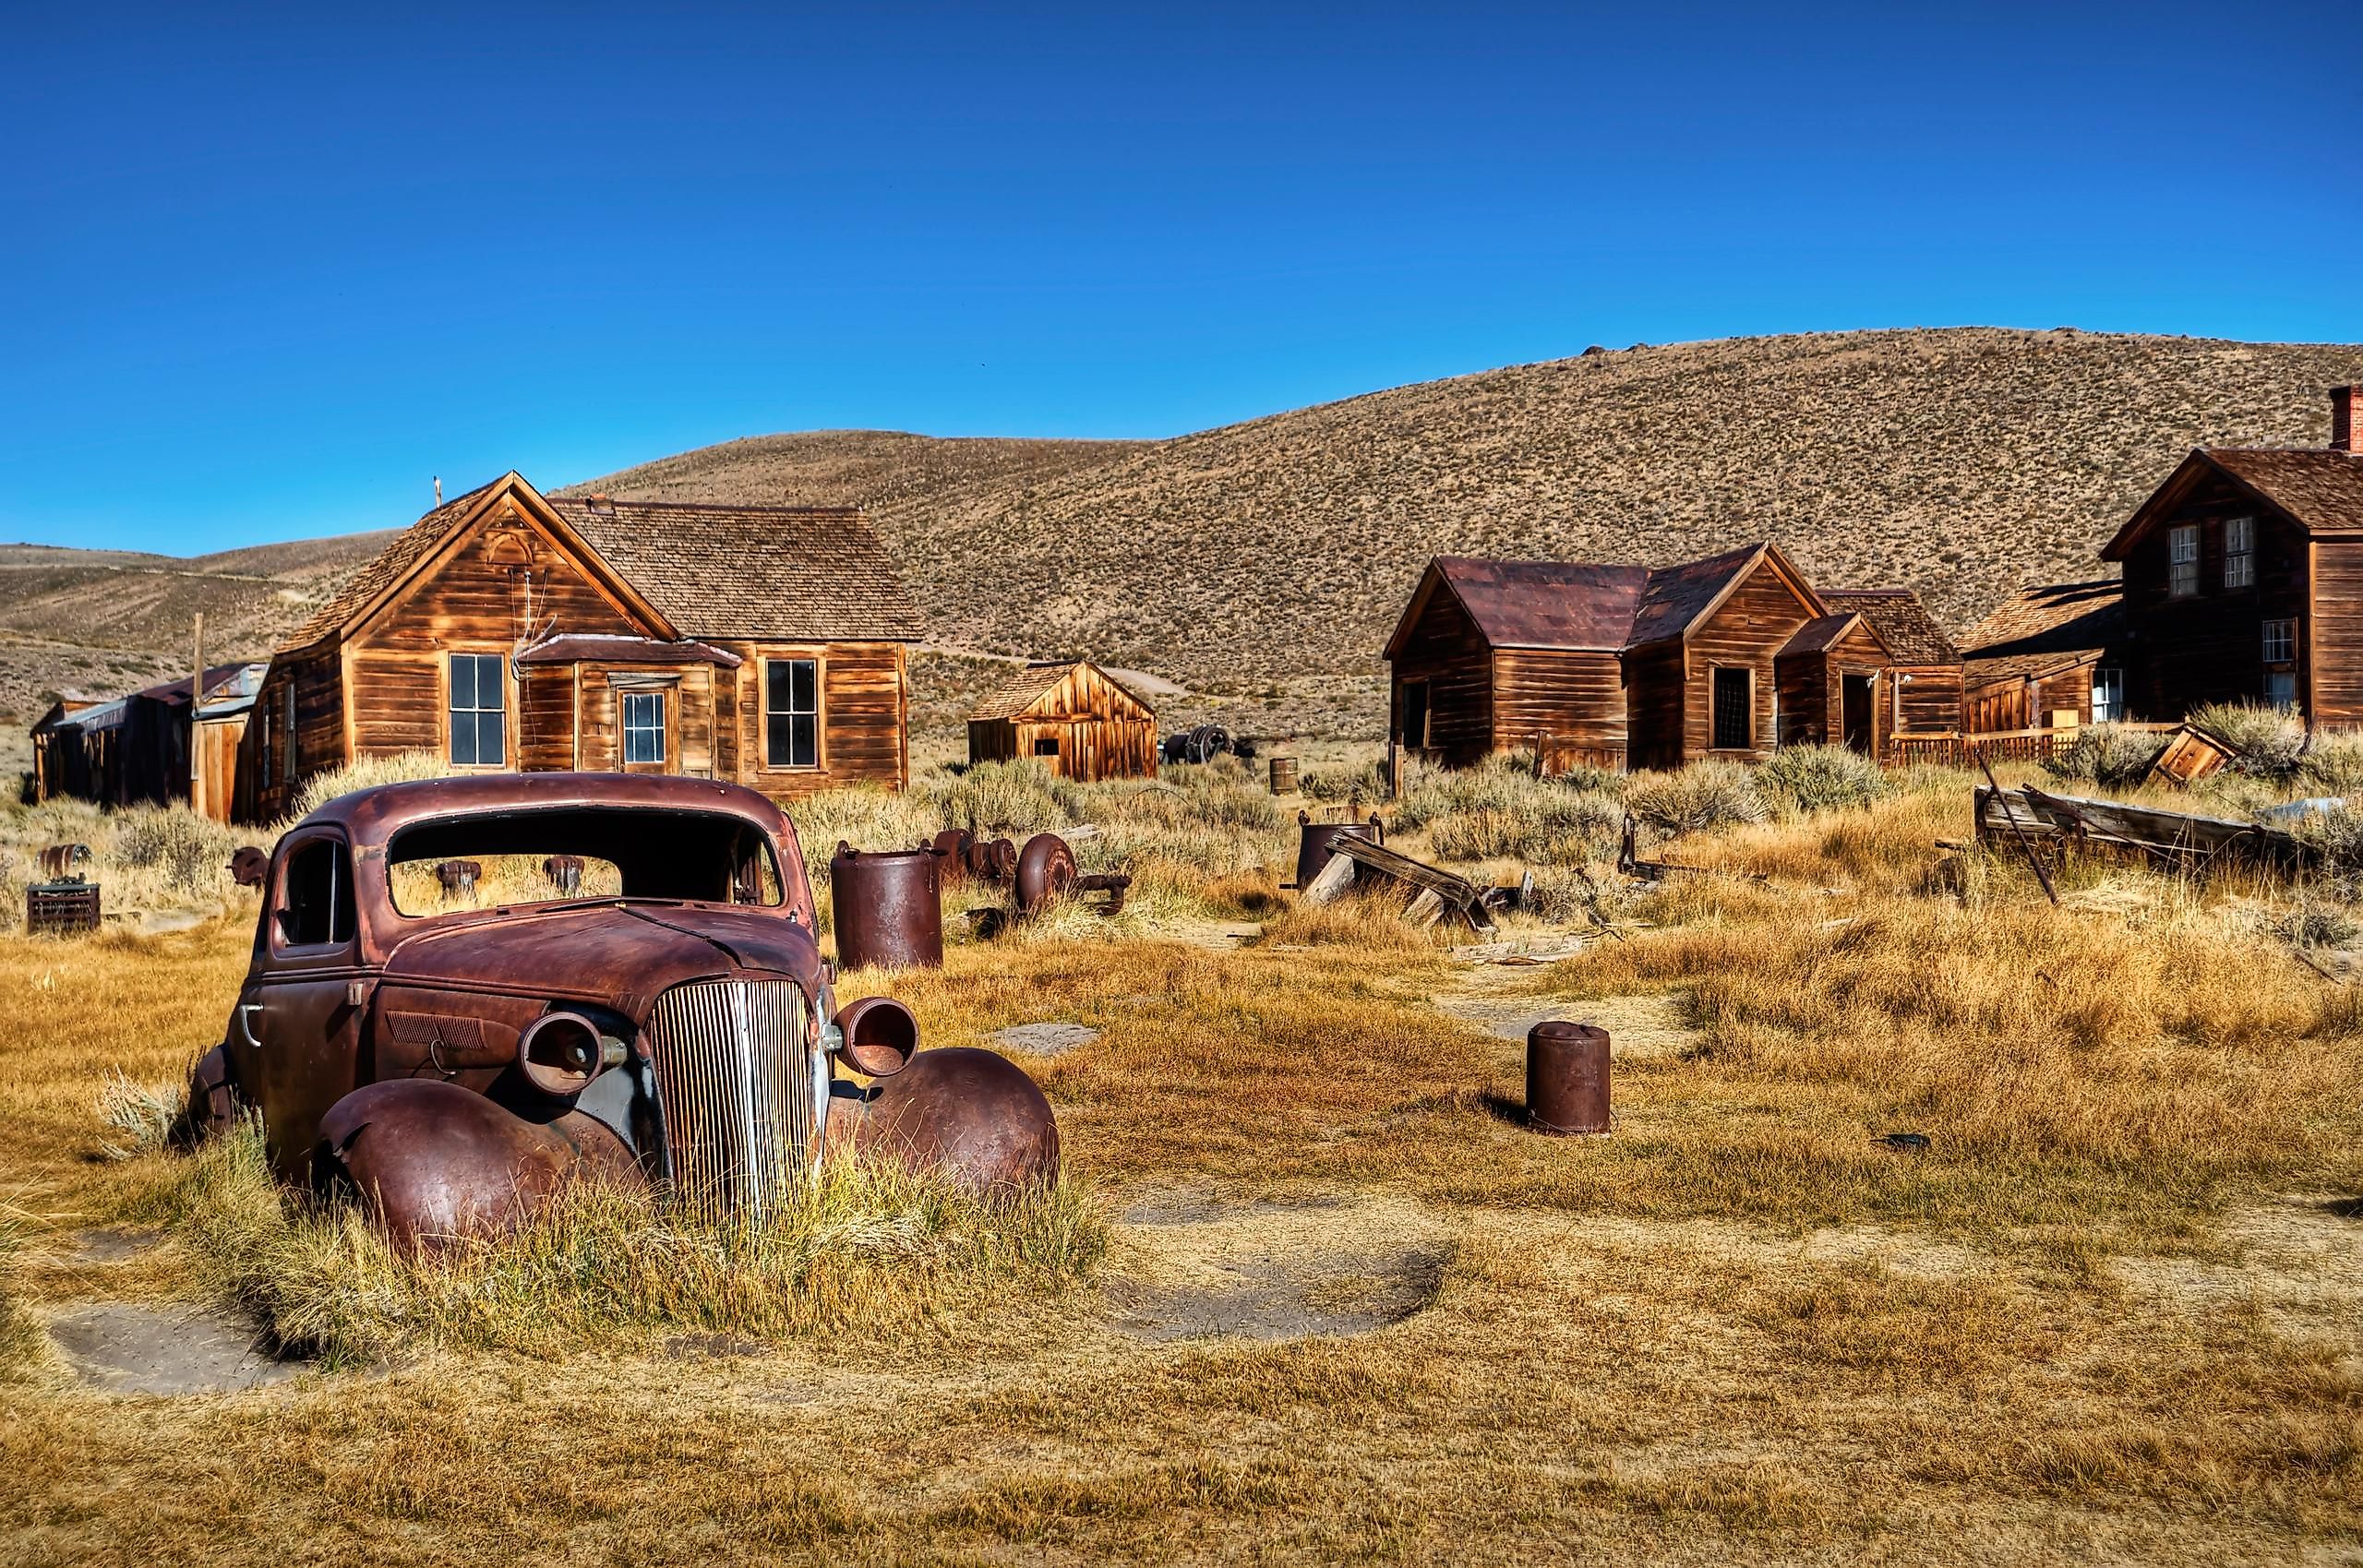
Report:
5,783,2363,1563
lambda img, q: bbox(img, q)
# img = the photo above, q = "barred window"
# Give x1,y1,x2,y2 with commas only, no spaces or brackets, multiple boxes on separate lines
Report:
1711,667,1751,750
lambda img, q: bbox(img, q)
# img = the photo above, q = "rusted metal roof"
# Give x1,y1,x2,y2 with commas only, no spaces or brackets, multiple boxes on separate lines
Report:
1819,588,1960,664
1961,579,2123,687
1777,614,1864,658
514,634,743,668
1414,557,1650,652
1626,544,1769,646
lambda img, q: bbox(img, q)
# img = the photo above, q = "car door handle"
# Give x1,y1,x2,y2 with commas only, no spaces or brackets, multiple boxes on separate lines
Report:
234,1003,263,1049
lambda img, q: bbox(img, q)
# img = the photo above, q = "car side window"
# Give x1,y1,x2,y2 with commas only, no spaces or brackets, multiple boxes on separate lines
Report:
277,836,355,949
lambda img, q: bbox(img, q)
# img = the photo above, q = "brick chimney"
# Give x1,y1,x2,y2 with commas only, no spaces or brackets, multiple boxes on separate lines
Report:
2335,386,2360,454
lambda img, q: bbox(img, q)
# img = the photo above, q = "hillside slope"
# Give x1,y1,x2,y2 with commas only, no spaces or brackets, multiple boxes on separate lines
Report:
580,329,2363,699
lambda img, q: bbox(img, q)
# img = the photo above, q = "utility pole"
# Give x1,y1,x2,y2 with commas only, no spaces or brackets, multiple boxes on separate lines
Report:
190,614,205,819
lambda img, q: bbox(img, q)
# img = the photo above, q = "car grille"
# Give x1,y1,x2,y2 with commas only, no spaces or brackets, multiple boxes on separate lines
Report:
644,978,817,1222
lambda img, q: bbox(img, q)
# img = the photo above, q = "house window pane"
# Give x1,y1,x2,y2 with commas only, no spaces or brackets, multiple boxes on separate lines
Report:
622,692,666,764
764,658,820,768
2262,618,2297,664
2265,671,2297,710
2092,668,2123,724
1711,667,1751,750
449,653,505,766
2225,516,2254,589
2168,524,2199,597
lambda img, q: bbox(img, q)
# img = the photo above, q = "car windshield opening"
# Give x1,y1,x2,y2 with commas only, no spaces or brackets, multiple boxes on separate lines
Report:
385,808,785,916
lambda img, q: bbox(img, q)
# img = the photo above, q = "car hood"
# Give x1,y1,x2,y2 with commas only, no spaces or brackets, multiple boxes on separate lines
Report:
380,903,823,1020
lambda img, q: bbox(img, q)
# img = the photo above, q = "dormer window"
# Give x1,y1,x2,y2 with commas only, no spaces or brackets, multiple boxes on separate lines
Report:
2168,525,2199,597
2224,516,2254,589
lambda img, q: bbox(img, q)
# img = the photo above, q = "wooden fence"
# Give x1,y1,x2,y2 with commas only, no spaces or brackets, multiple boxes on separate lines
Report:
1886,723,2177,770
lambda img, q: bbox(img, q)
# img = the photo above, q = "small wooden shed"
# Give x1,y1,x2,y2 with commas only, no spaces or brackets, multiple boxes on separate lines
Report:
967,661,1158,781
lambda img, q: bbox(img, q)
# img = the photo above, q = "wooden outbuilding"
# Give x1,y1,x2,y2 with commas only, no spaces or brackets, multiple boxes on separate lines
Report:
238,472,922,822
966,661,1158,781
1819,589,1963,737
30,664,264,820
1960,580,2129,732
1385,542,1888,773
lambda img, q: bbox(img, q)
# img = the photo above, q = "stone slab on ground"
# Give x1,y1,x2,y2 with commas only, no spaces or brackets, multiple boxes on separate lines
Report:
48,1303,306,1395
991,1023,1100,1057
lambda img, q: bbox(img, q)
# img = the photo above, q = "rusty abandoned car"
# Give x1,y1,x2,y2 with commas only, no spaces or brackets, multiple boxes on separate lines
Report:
177,772,1059,1250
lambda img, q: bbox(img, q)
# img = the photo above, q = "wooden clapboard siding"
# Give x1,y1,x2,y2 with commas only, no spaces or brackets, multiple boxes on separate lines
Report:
518,666,575,772
1490,648,1625,759
1622,640,1685,771
576,668,618,771
1390,586,1494,766
2118,470,2309,720
1890,665,1961,734
347,651,445,757
715,640,908,800
967,661,1158,781
2310,540,2363,725
677,665,716,778
1680,559,1822,760
358,511,646,653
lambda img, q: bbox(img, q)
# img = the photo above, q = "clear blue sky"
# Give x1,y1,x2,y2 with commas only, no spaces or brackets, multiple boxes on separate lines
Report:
3,1,2356,555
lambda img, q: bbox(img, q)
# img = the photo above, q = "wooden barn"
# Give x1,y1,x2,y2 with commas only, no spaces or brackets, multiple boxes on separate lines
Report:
2097,386,2363,725
30,664,264,820
966,660,1158,781
1818,589,1962,736
1960,581,2130,733
239,473,923,822
1385,543,1891,773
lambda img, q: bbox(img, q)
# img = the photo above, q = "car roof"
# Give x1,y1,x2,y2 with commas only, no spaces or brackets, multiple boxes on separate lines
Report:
297,772,798,848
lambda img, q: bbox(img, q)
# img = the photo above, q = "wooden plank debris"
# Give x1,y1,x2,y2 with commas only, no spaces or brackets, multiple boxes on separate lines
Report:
1973,785,2314,870
2144,724,2238,788
1316,834,1496,929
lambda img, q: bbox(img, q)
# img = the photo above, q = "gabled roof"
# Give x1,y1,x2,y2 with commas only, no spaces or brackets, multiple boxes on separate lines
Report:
2103,447,2363,559
968,660,1154,721
279,478,499,651
1385,557,1650,656
1961,580,2124,687
546,497,924,643
1778,613,1872,659
1627,544,1774,646
1819,589,1960,664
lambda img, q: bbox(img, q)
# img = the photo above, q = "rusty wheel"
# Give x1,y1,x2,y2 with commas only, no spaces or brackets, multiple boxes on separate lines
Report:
930,828,973,885
1014,833,1078,916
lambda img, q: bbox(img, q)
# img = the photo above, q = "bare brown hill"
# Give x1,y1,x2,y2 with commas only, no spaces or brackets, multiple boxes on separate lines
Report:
579,329,2363,711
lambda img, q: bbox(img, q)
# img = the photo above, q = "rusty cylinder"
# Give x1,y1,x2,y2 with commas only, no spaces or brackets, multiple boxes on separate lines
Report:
1526,1021,1611,1135
829,844,945,971
1293,810,1381,891
1268,756,1300,796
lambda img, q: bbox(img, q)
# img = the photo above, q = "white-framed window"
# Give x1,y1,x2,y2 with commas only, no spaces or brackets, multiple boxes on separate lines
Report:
2266,671,2298,710
621,691,666,764
764,658,820,769
2168,524,2199,597
2263,617,2297,664
448,652,505,766
2224,515,2254,589
2092,667,2124,724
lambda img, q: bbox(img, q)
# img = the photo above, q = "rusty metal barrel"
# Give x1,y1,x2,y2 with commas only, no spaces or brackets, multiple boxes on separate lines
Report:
829,843,945,971
1293,810,1382,891
1526,1020,1611,1135
1268,756,1300,796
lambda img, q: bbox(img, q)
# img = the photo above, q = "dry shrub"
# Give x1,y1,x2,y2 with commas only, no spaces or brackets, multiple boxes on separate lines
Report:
930,760,1074,838
1257,890,1442,950
2300,729,2363,795
1423,793,1621,866
170,1119,1106,1363
2190,702,2307,782
112,808,241,898
289,748,452,820
2044,723,2168,788
1300,759,1388,803
1623,760,1766,837
95,1070,183,1161
1755,745,1888,815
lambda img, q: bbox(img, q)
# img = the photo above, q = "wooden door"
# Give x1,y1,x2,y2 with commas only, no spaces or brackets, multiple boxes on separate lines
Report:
1841,675,1875,753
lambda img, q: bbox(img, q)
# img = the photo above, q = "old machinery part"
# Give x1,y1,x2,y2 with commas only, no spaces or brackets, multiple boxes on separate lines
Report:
970,836,1018,882
1014,833,1079,915
435,859,483,898
848,1046,1060,1194
831,995,918,1079
1073,870,1132,916
930,828,975,886
542,854,586,895
517,1009,625,1098
1293,809,1384,892
1163,724,1232,765
36,844,91,881
829,842,947,971
227,845,270,889
316,1078,644,1252
1526,1020,1611,1135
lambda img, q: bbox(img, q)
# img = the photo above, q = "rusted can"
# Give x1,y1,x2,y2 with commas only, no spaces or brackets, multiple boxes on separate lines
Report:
829,843,944,971
1527,1020,1610,1135
1293,810,1382,891
1268,756,1300,796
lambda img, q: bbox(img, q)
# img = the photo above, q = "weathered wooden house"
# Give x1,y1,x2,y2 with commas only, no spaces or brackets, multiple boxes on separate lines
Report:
239,473,922,822
1960,581,2129,732
31,664,264,820
966,660,1158,781
2096,386,2363,725
1384,542,1893,772
1818,589,1963,736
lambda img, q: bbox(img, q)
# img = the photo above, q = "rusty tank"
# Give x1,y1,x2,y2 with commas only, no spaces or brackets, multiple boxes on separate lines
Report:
1294,809,1383,891
1526,1020,1611,1135
175,772,1060,1251
830,842,946,970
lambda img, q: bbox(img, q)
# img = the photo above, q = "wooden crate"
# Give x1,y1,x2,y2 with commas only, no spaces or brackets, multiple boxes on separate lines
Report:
27,880,100,936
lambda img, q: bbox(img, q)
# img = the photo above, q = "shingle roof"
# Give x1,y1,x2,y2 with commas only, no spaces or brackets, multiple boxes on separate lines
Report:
1627,543,1769,646
1778,614,1862,658
1961,580,2123,687
969,663,1074,721
1820,589,1960,664
277,480,495,652
547,497,924,642
2203,448,2363,533
1420,557,1651,652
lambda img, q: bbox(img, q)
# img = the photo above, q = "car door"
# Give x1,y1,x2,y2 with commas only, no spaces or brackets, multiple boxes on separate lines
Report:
250,829,367,1181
